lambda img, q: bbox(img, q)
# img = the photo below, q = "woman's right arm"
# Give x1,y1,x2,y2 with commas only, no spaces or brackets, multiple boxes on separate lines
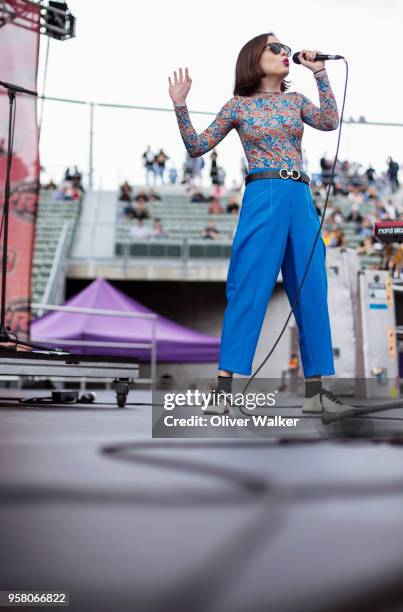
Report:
169,67,236,158
173,99,236,158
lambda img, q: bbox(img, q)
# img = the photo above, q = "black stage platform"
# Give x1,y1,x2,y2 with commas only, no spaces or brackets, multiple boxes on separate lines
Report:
1,389,403,611
0,349,140,407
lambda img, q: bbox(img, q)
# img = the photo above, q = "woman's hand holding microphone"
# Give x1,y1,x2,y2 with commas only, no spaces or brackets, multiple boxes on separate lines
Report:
168,67,192,106
297,50,326,75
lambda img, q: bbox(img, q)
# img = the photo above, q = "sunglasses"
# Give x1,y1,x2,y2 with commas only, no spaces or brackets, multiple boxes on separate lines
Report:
264,42,292,57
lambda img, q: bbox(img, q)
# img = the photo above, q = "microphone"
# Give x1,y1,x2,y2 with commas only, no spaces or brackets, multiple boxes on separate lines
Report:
292,52,344,64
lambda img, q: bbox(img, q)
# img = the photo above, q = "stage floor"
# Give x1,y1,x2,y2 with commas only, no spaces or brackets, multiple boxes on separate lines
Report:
1,389,403,612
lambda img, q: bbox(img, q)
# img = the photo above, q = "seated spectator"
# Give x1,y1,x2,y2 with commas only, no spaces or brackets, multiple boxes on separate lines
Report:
322,227,332,246
346,204,363,224
121,180,132,193
208,184,226,200
119,180,133,202
326,227,346,248
356,216,373,238
226,195,240,214
70,166,84,192
168,165,178,184
44,179,57,191
130,218,152,238
323,202,336,220
191,187,207,203
66,182,81,200
374,200,387,219
347,186,364,204
331,180,347,197
385,198,398,220
148,188,161,201
134,189,149,202
356,235,382,256
122,203,134,218
54,186,72,201
319,185,328,199
329,208,345,225
341,159,350,176
119,189,131,203
366,208,379,225
149,218,169,239
54,181,81,201
0,138,5,156
365,186,378,201
208,197,224,214
131,198,150,220
201,220,221,240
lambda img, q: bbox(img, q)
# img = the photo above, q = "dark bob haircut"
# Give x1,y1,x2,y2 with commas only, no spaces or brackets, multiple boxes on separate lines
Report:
233,32,291,97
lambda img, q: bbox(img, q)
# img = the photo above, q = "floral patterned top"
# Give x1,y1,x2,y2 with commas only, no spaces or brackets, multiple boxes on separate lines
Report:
173,71,339,172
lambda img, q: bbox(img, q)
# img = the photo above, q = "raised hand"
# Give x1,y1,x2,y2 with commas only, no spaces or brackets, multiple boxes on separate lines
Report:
168,67,192,105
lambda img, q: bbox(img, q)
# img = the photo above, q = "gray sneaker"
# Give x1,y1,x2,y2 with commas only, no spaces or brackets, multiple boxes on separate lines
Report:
319,389,356,424
302,389,356,424
203,389,232,415
302,393,323,414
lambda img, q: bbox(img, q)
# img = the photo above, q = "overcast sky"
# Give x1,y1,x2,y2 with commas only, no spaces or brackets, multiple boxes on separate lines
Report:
38,0,403,190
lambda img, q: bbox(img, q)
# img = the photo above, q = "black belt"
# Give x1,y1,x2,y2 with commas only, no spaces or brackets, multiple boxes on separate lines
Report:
245,168,310,186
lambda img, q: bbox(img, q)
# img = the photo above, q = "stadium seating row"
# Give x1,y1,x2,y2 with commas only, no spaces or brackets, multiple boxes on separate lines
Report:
31,192,82,304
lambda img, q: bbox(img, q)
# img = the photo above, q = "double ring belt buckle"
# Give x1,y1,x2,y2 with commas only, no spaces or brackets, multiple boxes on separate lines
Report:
279,168,301,181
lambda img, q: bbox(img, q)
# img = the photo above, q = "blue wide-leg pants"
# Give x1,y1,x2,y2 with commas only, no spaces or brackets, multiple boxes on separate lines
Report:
218,167,336,377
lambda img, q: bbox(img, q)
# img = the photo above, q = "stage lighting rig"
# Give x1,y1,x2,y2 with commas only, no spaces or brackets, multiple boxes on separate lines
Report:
42,1,75,40
0,1,75,40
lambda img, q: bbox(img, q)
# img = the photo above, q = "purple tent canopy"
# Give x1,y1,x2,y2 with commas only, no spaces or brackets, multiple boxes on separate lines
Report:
30,277,220,362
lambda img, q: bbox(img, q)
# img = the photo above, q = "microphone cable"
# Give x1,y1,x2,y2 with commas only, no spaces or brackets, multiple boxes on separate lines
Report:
240,58,348,401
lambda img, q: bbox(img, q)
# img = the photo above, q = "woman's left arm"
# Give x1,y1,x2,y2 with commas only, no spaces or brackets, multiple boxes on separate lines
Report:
300,70,340,131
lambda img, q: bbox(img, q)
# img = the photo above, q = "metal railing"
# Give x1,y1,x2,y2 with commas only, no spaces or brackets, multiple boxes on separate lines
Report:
36,91,403,192
39,221,71,315
118,237,233,271
30,302,157,389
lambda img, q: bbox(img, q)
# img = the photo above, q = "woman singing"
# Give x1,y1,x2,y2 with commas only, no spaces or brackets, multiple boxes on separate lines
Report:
168,32,354,424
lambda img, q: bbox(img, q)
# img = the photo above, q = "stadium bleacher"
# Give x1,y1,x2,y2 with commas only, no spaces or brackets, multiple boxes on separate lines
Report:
115,188,388,269
29,180,400,290
31,190,83,304
115,193,237,259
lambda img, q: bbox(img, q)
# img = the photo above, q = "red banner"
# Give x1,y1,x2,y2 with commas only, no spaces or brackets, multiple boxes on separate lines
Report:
0,0,40,343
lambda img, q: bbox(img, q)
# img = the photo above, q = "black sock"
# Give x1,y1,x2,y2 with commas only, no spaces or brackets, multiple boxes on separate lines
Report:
217,375,233,394
305,378,322,398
